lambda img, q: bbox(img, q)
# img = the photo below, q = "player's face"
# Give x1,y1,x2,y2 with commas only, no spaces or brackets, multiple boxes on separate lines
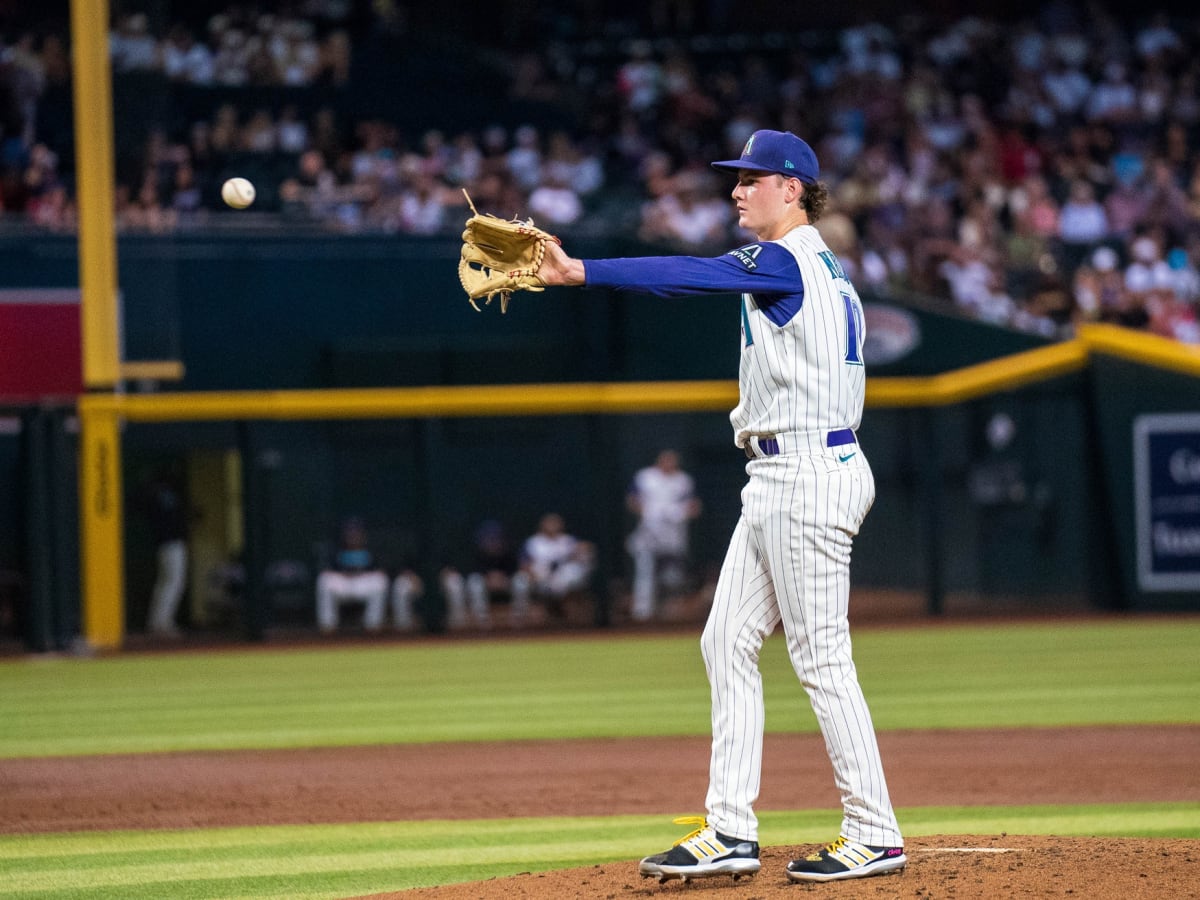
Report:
730,171,791,238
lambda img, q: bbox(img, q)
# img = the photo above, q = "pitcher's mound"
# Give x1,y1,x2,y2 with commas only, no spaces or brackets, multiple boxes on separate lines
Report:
382,834,1199,899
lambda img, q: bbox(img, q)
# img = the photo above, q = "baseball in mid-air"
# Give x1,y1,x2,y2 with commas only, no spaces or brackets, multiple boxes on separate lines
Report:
221,177,256,209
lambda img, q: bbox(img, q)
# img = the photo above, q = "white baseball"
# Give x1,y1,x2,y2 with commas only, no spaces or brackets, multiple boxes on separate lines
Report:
221,177,256,209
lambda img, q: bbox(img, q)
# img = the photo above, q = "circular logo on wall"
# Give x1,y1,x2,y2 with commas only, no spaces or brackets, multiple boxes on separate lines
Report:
862,303,920,365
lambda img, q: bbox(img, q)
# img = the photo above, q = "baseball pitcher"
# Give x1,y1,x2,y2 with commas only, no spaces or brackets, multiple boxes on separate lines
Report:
528,129,906,884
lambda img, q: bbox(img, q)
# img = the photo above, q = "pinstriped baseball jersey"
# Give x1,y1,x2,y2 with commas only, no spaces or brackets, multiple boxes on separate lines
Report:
731,226,865,446
583,228,865,449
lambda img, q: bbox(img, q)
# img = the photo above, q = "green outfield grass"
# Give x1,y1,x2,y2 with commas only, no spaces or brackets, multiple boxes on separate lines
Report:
0,619,1197,757
1,803,1197,900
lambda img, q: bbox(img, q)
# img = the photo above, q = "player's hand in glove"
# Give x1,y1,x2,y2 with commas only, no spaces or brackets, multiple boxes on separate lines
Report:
458,191,563,313
536,239,585,288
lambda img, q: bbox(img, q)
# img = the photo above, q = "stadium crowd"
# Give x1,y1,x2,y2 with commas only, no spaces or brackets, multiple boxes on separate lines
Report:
1,1,1199,341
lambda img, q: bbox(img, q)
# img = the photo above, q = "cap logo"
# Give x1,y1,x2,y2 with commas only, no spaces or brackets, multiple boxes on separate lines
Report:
784,160,795,169
742,135,755,157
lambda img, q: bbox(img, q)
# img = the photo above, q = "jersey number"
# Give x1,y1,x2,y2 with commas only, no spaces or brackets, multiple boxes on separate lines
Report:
842,292,864,365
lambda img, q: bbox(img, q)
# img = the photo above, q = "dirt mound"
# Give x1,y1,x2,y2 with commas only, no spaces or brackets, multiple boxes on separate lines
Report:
388,835,1200,899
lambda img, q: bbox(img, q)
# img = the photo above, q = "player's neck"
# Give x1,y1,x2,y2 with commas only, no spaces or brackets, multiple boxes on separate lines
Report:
755,209,810,241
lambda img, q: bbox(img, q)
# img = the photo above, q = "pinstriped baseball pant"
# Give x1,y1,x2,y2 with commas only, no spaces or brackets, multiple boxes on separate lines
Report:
702,449,903,847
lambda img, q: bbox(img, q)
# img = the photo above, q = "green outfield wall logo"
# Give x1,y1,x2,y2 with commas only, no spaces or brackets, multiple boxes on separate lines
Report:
1134,413,1200,592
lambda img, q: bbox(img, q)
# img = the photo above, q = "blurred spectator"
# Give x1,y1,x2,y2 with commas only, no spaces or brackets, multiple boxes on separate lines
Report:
168,161,203,221
440,520,531,630
277,104,309,155
1072,245,1124,323
528,171,583,226
395,172,449,234
119,176,177,233
1124,233,1174,302
506,124,542,192
1085,62,1138,125
625,449,701,623
639,170,729,249
1166,243,1200,303
1057,179,1109,262
541,131,604,197
110,13,159,73
316,517,421,633
137,464,191,639
4,33,46,146
7,2,1200,345
520,513,595,619
162,25,215,84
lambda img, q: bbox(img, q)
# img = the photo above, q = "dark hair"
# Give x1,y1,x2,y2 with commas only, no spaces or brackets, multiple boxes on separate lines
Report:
800,180,829,223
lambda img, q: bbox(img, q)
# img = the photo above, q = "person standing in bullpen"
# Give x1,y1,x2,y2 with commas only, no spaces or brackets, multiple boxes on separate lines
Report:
537,129,905,884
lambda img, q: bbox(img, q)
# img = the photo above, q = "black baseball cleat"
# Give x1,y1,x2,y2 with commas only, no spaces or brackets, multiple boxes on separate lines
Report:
638,816,760,883
786,835,907,882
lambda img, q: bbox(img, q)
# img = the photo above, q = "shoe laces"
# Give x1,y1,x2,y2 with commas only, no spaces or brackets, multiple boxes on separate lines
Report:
670,816,710,846
824,836,849,854
807,835,849,861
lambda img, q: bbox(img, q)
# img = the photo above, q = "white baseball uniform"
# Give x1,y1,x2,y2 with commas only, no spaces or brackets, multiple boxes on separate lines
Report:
585,224,902,848
521,530,593,598
626,463,697,621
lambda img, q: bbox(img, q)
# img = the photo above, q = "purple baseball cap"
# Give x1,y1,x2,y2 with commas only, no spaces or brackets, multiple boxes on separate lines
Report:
711,129,819,183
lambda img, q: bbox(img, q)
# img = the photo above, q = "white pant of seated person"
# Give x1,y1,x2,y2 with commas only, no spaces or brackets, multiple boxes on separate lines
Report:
441,570,531,627
390,572,422,631
529,559,592,608
316,570,389,632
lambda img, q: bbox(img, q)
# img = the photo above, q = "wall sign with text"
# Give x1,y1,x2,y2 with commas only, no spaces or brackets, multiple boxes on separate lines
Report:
1134,413,1200,592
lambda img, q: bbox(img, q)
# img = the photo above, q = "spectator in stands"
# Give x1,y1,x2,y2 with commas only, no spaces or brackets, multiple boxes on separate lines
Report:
395,171,449,234
1057,179,1109,266
110,13,159,73
168,160,203,222
119,176,177,233
1143,157,1191,235
445,132,484,187
1085,62,1139,126
1124,232,1174,309
528,170,583,226
541,131,604,198
1166,243,1200,303
639,170,730,249
506,124,542,192
162,24,215,84
9,1,1200,345
276,104,309,155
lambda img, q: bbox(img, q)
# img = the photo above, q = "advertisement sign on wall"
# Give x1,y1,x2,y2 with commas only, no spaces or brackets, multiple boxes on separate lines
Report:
1134,413,1200,592
0,289,82,403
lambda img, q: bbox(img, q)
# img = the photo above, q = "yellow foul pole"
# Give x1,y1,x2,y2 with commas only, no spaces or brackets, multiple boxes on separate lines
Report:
71,0,125,648
77,398,124,647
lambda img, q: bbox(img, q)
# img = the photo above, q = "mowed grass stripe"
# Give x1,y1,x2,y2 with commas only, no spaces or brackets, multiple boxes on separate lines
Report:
1,620,1197,757
0,805,1196,900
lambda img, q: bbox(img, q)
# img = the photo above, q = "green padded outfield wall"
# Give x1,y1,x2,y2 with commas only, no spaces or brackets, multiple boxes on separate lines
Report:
1,234,1044,390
